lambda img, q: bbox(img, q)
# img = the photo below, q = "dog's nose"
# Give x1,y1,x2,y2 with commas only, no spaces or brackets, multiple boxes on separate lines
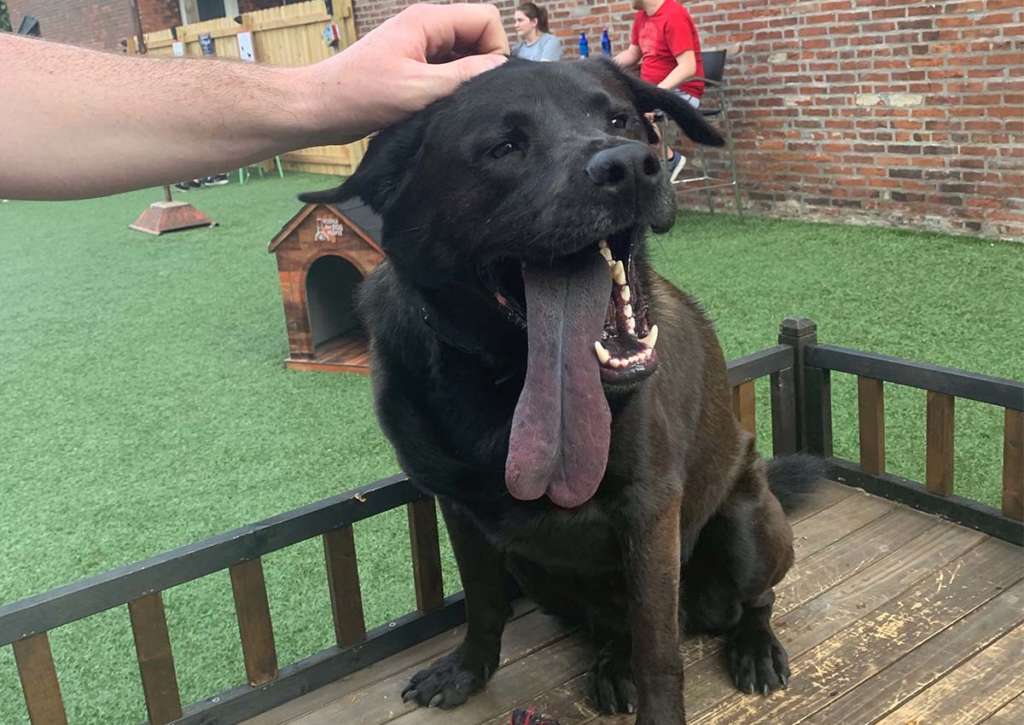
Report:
585,143,661,188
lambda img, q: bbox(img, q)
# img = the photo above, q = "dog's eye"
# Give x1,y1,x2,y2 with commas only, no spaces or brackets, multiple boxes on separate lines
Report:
490,141,519,159
610,114,630,130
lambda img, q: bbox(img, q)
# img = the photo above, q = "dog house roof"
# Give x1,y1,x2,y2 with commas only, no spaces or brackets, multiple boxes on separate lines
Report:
268,198,383,254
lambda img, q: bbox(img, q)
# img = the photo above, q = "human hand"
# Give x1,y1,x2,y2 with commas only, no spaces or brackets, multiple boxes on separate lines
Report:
299,3,510,145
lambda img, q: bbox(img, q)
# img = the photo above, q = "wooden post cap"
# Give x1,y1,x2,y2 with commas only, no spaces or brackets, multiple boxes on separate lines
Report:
780,318,817,338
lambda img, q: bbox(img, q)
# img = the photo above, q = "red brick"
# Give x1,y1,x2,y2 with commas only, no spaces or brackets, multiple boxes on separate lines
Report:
52,0,1004,240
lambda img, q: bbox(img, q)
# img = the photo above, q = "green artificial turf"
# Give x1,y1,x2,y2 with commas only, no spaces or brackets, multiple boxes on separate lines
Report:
0,174,1020,723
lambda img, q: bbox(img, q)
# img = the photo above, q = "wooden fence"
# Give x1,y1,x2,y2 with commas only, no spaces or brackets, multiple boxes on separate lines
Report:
129,0,365,177
2,319,1020,724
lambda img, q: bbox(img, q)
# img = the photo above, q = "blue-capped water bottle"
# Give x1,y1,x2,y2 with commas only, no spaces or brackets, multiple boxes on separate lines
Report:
579,32,589,59
601,29,612,56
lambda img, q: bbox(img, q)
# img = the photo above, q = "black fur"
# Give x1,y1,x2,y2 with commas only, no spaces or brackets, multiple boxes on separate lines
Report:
302,59,819,724
767,454,827,515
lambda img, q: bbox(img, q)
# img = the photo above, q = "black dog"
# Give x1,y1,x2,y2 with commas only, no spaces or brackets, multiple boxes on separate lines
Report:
302,58,820,724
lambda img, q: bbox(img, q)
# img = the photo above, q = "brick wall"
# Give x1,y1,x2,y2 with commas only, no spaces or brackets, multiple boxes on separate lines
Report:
352,0,1023,241
354,0,518,39
6,0,135,51
140,0,182,35
4,1,292,52
692,0,1023,240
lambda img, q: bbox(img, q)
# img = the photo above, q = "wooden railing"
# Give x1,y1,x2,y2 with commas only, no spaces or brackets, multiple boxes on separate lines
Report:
1,476,463,725
785,318,1023,544
1,318,1019,724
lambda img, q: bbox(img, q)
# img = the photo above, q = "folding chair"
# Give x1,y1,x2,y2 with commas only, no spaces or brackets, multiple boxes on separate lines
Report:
659,49,743,214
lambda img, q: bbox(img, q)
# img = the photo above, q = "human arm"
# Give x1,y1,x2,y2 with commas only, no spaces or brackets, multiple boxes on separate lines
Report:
0,3,508,201
656,50,697,90
613,43,642,69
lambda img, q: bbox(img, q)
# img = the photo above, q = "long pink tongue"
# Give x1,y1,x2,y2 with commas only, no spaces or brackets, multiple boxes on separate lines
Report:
505,253,613,508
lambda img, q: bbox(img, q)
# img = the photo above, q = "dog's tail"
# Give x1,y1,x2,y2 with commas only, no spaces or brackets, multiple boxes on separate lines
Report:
767,454,827,515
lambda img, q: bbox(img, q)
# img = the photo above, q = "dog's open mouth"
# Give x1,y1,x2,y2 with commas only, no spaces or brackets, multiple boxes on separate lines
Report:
482,228,660,385
482,229,659,510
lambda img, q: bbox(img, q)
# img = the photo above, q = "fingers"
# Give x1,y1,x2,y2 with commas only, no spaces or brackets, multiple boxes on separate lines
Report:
435,53,508,89
400,3,510,60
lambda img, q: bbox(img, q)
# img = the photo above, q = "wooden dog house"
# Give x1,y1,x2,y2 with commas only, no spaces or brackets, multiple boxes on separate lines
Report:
269,199,384,374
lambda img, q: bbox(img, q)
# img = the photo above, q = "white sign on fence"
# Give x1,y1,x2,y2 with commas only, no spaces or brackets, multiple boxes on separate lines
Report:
237,31,256,62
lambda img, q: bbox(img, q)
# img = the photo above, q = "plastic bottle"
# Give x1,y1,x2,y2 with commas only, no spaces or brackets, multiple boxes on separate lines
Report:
579,32,590,59
601,29,612,56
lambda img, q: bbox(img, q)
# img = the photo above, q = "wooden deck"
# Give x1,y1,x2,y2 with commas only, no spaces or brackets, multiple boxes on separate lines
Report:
246,481,1024,725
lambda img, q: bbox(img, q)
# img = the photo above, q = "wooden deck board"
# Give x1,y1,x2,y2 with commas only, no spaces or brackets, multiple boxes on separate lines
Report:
983,691,1024,724
874,622,1024,725
246,484,1024,725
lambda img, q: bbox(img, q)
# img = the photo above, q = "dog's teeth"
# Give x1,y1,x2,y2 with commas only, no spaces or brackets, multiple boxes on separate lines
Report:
640,324,659,349
620,285,631,303
600,247,613,264
612,260,626,285
610,357,623,369
626,318,636,335
623,304,633,319
593,341,611,365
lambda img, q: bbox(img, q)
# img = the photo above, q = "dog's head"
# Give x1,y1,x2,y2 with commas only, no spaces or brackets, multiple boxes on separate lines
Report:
302,59,723,508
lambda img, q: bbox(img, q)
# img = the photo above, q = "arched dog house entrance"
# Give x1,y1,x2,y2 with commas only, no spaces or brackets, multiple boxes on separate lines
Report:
268,199,384,374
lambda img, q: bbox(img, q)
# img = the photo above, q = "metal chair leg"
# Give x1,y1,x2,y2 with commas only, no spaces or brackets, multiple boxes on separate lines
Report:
699,144,714,213
719,92,743,215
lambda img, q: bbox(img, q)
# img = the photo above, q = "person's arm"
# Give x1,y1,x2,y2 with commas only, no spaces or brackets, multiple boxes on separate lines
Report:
613,43,641,69
656,50,697,90
615,17,642,69
0,3,508,201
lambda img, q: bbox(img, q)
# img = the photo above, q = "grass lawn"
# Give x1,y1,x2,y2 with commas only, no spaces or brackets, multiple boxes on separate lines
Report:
0,174,1020,723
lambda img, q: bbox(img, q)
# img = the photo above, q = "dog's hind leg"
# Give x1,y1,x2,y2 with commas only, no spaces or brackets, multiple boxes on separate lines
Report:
402,498,510,709
683,441,795,695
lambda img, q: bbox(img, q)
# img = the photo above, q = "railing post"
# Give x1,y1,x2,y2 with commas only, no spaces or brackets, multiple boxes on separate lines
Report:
926,391,956,497
1004,409,1024,521
229,558,279,686
779,317,832,456
771,366,798,457
731,380,757,438
323,525,367,648
407,498,445,613
128,592,182,725
858,376,886,475
13,633,68,725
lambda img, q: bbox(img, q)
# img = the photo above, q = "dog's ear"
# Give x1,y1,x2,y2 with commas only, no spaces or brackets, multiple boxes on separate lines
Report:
297,114,428,212
599,58,724,148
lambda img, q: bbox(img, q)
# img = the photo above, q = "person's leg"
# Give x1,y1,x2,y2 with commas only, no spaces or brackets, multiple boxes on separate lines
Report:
669,91,700,184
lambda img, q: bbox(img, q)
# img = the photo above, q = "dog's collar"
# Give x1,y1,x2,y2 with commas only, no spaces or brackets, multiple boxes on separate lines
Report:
419,303,488,358
417,290,521,386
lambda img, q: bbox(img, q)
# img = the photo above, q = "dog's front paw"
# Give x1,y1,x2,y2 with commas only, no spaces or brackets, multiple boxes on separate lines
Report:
401,646,497,709
726,624,790,695
589,644,638,714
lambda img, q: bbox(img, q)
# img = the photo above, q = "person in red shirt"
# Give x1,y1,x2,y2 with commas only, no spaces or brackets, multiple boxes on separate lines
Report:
614,0,705,183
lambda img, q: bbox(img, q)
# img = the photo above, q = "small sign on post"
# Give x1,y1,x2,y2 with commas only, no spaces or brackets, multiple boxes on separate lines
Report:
322,22,340,48
237,31,255,62
199,33,215,56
